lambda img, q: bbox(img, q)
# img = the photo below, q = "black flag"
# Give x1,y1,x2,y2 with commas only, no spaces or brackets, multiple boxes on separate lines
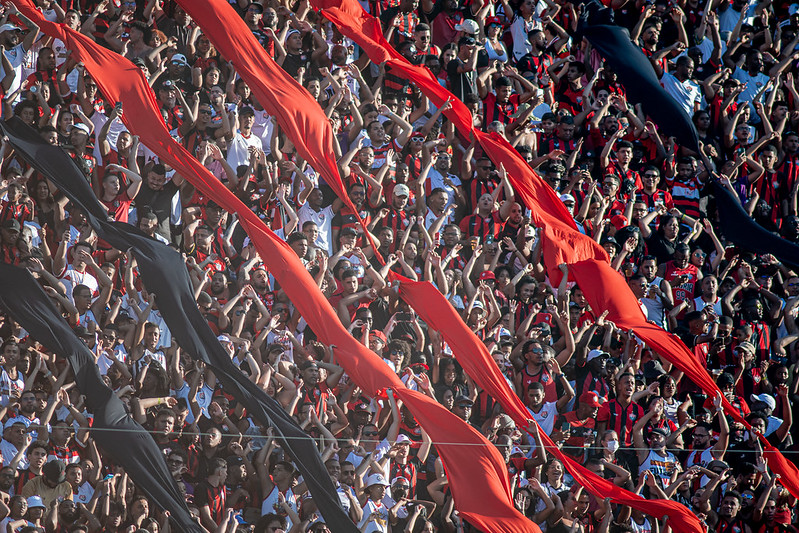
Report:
580,4,700,153
0,263,204,533
0,118,356,531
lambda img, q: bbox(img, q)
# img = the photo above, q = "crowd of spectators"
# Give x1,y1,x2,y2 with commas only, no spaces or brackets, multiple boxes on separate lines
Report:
0,0,796,532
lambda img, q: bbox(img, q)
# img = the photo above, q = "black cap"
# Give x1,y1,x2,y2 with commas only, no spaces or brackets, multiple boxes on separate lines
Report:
1,219,20,232
458,36,476,47
42,460,66,483
73,326,93,338
340,226,357,237
227,455,244,466
643,360,666,379
455,394,473,406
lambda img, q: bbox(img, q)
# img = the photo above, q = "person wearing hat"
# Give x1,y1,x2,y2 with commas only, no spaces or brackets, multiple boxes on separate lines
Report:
226,105,263,170
0,219,21,264
557,391,602,462
358,473,390,532
21,459,72,507
0,3,39,100
380,183,411,237
448,35,479,102
632,400,680,487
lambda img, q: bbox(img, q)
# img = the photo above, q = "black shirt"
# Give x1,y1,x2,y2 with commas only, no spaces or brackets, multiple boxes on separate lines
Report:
447,57,476,102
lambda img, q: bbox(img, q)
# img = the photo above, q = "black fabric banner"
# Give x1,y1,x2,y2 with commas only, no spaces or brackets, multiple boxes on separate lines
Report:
580,11,700,153
0,263,204,533
0,118,355,531
713,181,799,266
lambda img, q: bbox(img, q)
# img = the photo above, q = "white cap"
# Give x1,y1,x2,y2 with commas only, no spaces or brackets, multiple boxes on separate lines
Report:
455,19,479,34
217,334,233,345
170,53,189,65
586,349,609,362
559,193,575,203
71,123,91,135
750,393,776,411
393,184,410,197
0,24,21,33
365,473,390,487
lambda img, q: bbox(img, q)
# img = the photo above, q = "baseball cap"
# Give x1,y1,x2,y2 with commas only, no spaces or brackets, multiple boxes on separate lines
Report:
226,455,244,466
42,460,66,483
485,16,502,25
736,341,756,354
579,391,601,408
458,36,476,47
353,399,371,412
455,394,473,406
478,270,496,281
369,330,387,344
393,184,410,198
643,360,666,379
586,349,609,362
610,214,629,231
170,53,189,66
650,427,668,438
601,235,620,251
455,19,479,34
26,496,46,509
0,24,21,33
1,219,20,232
71,123,91,135
217,334,233,345
559,193,575,204
365,473,390,488
340,226,357,237
750,393,776,411
395,434,412,445
247,1,265,12
496,414,515,429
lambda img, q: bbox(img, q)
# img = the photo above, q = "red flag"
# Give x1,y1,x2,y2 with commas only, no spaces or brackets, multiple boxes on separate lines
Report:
308,0,799,510
13,3,539,530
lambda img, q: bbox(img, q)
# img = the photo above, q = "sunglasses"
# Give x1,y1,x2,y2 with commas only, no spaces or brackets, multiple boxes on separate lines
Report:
411,136,425,142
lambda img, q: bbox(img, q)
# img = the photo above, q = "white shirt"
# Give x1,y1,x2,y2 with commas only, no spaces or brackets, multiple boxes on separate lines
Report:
1,44,27,103
298,204,335,255
660,72,701,115
261,486,297,528
226,131,263,170
427,169,460,210
527,401,558,436
59,265,99,303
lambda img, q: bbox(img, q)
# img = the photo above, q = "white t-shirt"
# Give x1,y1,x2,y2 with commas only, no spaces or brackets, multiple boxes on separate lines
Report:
660,72,701,116
527,401,558,436
59,265,99,303
1,44,27,102
298,204,335,255
226,131,263,170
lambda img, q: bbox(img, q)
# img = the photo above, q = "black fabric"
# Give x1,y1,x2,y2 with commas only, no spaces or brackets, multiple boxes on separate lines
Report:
580,7,700,153
0,264,204,533
0,117,356,531
713,181,799,267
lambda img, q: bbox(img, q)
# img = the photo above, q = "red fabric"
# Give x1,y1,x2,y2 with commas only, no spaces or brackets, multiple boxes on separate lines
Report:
170,0,381,258
14,2,536,531
309,0,799,515
398,276,705,533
